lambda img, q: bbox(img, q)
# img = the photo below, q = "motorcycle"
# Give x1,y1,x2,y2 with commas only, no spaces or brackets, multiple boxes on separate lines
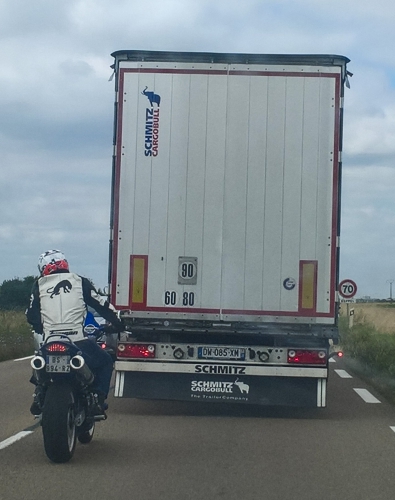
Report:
30,333,109,463
84,312,117,361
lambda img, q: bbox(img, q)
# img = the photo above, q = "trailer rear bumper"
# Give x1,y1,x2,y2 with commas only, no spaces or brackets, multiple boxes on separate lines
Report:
114,362,327,407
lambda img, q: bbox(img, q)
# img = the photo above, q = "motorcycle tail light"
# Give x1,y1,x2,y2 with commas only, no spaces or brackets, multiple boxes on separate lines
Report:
117,343,155,359
46,343,68,353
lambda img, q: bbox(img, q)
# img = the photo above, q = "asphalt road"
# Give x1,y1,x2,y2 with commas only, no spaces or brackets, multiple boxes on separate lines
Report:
2,356,395,500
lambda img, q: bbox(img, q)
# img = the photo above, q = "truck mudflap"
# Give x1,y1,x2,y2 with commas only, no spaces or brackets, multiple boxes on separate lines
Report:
114,370,327,407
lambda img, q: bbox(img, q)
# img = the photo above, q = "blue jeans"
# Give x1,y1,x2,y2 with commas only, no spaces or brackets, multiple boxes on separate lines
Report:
75,339,114,397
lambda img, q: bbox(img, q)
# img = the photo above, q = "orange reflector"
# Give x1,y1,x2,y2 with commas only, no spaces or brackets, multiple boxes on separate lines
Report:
299,260,317,312
131,258,145,303
129,255,148,309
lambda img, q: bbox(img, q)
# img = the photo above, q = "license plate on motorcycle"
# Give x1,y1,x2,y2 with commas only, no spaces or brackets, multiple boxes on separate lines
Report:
46,355,71,373
198,347,246,360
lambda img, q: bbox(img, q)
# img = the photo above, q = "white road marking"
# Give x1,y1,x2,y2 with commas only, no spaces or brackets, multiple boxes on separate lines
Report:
353,388,381,403
335,369,352,378
14,355,34,362
390,427,395,434
329,358,336,363
0,431,33,451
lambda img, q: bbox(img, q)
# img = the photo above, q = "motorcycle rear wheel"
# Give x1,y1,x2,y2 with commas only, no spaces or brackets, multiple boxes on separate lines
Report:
42,383,77,463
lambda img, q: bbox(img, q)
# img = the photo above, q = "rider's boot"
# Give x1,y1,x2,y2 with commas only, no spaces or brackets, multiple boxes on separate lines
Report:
93,391,108,416
30,385,45,416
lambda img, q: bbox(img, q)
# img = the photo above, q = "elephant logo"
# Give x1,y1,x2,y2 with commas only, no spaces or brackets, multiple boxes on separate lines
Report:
234,378,250,394
142,86,161,107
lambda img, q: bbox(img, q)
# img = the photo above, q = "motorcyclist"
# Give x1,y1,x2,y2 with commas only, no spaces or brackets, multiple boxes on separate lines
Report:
26,249,124,416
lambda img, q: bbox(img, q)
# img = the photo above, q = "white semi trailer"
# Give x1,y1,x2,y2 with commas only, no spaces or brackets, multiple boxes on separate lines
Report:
108,50,350,407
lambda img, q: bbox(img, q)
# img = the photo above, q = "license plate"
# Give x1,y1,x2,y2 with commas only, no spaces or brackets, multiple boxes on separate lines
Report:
46,355,71,373
198,347,246,361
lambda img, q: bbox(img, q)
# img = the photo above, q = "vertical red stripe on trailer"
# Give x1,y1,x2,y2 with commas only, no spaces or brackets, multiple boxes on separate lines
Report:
298,260,318,313
129,255,148,309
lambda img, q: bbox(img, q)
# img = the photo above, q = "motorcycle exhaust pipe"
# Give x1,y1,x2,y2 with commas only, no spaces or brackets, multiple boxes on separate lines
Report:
31,356,46,371
30,355,49,384
70,355,95,385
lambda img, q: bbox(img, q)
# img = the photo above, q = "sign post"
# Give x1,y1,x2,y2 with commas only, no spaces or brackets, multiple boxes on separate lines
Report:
338,279,357,328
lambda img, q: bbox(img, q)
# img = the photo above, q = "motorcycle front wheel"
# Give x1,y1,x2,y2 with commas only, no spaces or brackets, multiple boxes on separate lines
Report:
42,383,77,463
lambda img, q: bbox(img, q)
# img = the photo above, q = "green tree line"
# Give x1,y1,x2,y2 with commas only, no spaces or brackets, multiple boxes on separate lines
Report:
0,276,37,310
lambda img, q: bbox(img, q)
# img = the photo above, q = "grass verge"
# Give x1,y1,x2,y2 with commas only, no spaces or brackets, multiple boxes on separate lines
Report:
339,314,395,403
0,310,34,362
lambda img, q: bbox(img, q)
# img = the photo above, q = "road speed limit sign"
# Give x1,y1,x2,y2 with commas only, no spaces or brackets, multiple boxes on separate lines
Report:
338,279,357,299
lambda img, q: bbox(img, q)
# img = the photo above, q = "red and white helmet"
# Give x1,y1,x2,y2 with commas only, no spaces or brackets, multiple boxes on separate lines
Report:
38,250,69,276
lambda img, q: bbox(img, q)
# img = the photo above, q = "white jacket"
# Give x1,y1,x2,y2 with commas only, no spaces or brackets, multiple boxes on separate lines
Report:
26,271,121,342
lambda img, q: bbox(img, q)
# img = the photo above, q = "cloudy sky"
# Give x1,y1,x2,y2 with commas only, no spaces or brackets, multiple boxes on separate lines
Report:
1,0,395,299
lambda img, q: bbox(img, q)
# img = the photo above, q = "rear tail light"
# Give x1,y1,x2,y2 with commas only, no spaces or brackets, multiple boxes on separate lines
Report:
287,349,327,365
46,343,68,353
117,343,155,359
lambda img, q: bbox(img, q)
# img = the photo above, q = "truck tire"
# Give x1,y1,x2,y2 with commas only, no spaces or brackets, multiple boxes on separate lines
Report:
42,383,77,463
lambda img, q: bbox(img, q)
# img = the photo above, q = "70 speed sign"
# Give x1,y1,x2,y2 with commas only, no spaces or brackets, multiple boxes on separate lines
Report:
338,279,357,299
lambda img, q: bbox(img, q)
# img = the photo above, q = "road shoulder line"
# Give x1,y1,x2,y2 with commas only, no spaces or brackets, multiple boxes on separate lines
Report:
0,431,33,451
